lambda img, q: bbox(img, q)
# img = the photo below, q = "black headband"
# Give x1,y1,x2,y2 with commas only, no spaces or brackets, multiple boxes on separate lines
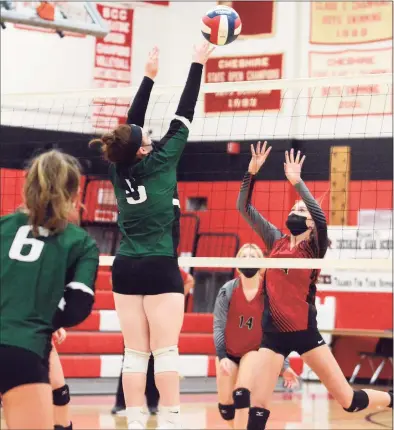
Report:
127,124,143,161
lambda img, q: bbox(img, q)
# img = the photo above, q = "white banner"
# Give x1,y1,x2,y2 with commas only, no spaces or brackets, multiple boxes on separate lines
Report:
318,226,393,292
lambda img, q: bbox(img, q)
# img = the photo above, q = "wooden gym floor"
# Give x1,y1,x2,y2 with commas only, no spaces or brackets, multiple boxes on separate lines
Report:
1,382,392,429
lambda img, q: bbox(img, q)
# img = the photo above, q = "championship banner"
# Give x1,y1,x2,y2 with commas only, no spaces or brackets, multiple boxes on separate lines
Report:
318,226,393,293
92,4,133,131
310,1,392,45
308,48,392,118
217,1,275,38
204,54,283,114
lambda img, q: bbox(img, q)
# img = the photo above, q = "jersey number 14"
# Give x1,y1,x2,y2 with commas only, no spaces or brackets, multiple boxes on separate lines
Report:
239,315,254,330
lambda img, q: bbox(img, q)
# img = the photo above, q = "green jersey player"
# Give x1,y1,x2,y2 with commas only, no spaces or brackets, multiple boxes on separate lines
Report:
0,150,99,430
90,43,214,430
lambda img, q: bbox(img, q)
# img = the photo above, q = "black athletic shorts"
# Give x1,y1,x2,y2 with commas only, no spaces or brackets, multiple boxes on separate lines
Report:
112,254,184,295
0,344,50,395
226,353,241,365
261,329,326,358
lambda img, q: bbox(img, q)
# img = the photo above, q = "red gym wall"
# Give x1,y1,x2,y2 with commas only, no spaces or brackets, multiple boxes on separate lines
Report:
1,168,392,379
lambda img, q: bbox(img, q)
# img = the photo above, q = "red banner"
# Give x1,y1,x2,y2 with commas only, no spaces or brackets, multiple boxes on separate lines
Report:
218,1,275,38
92,4,133,131
144,1,169,5
204,54,283,114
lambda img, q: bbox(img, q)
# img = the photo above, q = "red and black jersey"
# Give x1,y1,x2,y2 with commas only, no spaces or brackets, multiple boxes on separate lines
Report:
263,236,319,332
224,279,264,358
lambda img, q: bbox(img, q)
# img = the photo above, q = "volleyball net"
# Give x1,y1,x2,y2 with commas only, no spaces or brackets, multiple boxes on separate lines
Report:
1,74,392,288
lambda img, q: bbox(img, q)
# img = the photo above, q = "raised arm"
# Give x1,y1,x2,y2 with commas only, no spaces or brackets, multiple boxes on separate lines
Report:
213,282,234,360
237,142,283,252
285,149,328,258
295,180,328,258
149,42,214,163
126,47,158,127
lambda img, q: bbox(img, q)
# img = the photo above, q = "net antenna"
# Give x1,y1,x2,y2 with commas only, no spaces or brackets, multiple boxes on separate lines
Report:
0,1,109,38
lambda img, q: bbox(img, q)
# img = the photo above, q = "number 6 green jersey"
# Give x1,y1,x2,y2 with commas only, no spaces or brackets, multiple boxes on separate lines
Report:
110,119,189,258
0,212,99,359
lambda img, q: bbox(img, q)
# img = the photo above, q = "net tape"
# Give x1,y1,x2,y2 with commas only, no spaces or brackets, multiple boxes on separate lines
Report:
2,73,392,101
99,256,392,271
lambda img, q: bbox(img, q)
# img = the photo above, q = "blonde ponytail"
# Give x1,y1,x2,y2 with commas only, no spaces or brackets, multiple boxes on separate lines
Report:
24,150,81,236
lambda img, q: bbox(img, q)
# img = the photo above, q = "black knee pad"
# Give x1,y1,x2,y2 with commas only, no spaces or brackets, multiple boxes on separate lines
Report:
218,403,235,421
232,387,251,409
247,407,270,430
389,390,393,408
54,424,72,430
344,390,369,412
53,384,70,406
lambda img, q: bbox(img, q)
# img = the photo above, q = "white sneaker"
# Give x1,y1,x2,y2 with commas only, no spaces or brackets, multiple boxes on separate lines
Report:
156,423,182,430
128,421,146,429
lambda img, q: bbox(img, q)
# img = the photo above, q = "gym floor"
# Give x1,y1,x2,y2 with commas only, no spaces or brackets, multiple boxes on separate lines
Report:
2,382,391,429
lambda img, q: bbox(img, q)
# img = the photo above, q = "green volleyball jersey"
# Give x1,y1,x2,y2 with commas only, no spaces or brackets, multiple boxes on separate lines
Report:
109,119,189,258
0,212,99,359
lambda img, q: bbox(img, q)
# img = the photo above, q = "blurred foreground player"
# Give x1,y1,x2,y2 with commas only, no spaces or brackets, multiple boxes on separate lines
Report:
90,42,213,429
214,243,298,429
112,268,195,416
0,150,99,430
237,143,393,430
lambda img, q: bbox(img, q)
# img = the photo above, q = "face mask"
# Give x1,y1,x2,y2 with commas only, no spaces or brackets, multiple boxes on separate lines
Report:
286,214,309,236
239,268,260,278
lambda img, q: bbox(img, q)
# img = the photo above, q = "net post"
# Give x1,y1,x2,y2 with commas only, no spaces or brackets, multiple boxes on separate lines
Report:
329,147,351,226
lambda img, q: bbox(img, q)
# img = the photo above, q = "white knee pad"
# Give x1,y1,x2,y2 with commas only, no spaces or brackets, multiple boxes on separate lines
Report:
152,345,179,374
122,348,150,374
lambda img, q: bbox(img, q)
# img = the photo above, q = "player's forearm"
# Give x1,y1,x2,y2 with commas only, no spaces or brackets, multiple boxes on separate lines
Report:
175,63,203,123
237,172,283,251
294,180,328,257
214,329,227,361
126,76,154,127
52,287,94,330
282,357,290,371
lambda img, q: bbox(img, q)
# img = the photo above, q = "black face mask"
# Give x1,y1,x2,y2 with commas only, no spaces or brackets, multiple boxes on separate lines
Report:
238,268,260,278
286,214,309,236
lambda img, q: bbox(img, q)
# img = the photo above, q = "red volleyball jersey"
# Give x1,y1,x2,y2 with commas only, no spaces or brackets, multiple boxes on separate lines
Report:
225,279,264,358
264,236,319,332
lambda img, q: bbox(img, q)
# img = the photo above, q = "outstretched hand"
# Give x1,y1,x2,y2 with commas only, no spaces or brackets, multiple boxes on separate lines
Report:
193,41,215,65
248,141,272,175
145,46,159,80
282,367,300,390
284,149,305,185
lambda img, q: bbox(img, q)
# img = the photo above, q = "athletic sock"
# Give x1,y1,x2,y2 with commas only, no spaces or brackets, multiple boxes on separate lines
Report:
158,405,181,429
126,406,148,429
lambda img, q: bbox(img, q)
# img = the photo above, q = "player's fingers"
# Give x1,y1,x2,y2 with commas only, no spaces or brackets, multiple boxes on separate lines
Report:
251,144,256,156
207,46,215,56
290,148,295,163
285,150,290,165
264,146,272,158
256,141,261,154
295,150,301,164
300,155,306,167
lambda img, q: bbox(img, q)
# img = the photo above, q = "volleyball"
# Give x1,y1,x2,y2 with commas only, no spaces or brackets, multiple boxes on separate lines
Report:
201,6,242,46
